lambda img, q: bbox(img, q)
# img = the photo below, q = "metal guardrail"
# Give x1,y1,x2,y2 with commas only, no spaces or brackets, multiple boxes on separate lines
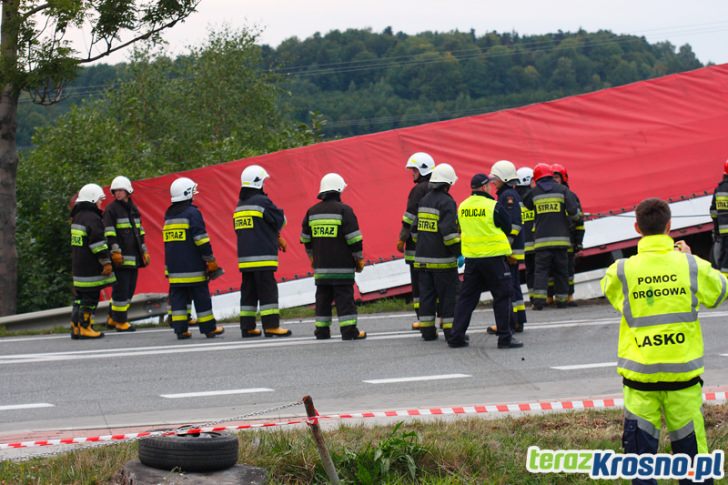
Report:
0,293,168,332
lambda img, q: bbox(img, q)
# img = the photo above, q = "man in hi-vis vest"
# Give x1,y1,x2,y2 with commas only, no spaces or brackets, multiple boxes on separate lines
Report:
601,198,726,475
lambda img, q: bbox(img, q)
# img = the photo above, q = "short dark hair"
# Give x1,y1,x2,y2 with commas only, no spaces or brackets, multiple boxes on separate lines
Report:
635,198,671,235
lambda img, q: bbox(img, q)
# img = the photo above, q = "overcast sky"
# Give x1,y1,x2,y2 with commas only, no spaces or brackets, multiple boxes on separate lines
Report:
100,0,728,66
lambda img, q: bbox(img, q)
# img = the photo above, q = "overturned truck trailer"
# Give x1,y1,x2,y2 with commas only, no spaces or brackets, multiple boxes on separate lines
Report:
115,64,728,318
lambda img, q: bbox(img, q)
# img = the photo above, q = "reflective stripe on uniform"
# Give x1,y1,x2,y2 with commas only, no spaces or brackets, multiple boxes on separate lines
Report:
167,271,207,284
260,304,280,316
402,211,415,225
194,233,210,246
238,255,279,269
345,230,363,245
617,357,703,375
89,240,108,254
73,275,116,288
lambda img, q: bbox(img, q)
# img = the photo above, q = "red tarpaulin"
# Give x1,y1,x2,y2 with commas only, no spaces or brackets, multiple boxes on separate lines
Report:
119,64,728,295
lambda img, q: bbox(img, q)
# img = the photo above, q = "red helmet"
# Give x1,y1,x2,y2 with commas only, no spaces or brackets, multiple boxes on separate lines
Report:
724,159,728,175
551,163,569,184
533,163,554,181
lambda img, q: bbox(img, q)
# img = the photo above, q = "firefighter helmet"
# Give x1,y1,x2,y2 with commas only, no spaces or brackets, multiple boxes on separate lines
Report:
533,163,554,181
319,173,347,194
76,184,105,204
240,165,270,189
516,167,533,186
405,152,436,176
110,176,133,194
724,159,728,175
430,163,457,185
489,160,518,183
170,177,198,202
551,163,569,184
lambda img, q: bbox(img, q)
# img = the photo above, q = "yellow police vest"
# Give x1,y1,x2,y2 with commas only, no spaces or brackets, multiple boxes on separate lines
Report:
458,195,512,258
601,234,728,383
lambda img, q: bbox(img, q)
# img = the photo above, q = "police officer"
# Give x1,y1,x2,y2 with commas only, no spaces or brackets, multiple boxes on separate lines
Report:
70,184,116,339
235,165,291,338
449,174,522,349
489,160,526,332
516,167,536,304
163,177,225,340
523,163,580,310
601,198,726,480
300,173,366,340
411,163,460,341
103,176,147,333
552,163,585,307
709,159,728,274
396,152,435,330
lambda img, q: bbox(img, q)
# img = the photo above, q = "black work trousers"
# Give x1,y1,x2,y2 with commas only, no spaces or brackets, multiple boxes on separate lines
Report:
510,262,526,329
418,269,458,330
315,284,358,329
451,257,512,343
169,284,216,335
109,268,138,323
409,264,420,318
533,248,569,304
524,251,535,300
240,270,280,331
568,249,576,296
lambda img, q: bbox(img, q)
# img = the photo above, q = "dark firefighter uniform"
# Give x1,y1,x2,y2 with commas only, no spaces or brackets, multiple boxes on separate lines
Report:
71,202,116,338
300,192,365,340
450,186,516,348
517,185,536,302
547,186,585,303
234,187,287,336
411,186,461,340
497,183,526,330
163,201,219,337
399,173,431,317
103,199,147,330
523,177,580,309
601,234,727,470
709,174,728,274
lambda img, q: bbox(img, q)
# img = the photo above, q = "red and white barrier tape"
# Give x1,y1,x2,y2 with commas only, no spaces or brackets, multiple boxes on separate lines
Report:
2,391,726,450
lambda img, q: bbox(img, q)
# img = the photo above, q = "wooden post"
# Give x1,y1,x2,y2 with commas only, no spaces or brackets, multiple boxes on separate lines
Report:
303,395,340,484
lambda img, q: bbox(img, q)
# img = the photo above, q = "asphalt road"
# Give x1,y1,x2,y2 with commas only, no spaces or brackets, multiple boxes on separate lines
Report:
2,301,728,439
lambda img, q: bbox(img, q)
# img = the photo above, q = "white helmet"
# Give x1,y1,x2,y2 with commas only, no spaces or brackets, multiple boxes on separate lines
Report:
405,152,435,176
430,163,457,185
489,160,518,183
110,175,133,194
319,173,347,194
516,167,533,187
170,177,198,203
76,183,105,204
240,165,270,189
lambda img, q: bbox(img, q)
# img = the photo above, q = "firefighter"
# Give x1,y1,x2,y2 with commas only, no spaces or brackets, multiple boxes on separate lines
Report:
449,174,522,349
411,163,460,341
523,163,580,310
709,159,728,274
552,163,585,307
163,177,225,340
300,173,367,340
516,167,535,304
235,165,291,338
488,160,526,333
396,152,435,330
102,176,147,333
601,198,727,477
70,183,116,339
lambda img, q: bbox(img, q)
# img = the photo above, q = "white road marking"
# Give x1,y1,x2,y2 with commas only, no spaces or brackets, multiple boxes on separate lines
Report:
363,373,471,384
551,362,617,371
0,403,54,411
160,388,273,399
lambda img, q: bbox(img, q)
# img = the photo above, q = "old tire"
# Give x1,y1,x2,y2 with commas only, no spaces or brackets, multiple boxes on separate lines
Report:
138,432,238,473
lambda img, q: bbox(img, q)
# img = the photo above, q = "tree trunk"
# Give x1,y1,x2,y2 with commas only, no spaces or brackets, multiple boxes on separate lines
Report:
0,1,20,316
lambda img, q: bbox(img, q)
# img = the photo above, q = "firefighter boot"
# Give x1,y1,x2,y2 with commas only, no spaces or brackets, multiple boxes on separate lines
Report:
314,326,331,340
205,326,225,338
106,315,116,330
341,326,367,340
264,327,292,338
188,318,198,326
242,328,262,338
411,321,422,330
78,312,104,339
546,296,554,306
177,331,192,340
567,295,578,307
70,322,79,340
112,320,137,332
420,326,438,341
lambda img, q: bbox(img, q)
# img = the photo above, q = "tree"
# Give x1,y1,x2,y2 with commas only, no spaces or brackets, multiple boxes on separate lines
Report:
0,1,199,316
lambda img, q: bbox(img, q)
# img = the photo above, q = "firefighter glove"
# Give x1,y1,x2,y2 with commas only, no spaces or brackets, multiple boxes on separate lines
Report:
278,236,288,253
110,252,123,267
355,259,365,273
396,240,406,253
507,255,518,266
206,259,219,274
101,263,113,276
143,252,151,266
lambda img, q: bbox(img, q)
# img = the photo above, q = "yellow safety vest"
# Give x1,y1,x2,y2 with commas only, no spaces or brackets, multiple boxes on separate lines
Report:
601,234,727,383
458,195,512,258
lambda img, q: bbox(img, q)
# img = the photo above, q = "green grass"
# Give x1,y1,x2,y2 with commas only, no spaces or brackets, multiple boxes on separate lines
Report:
2,403,727,484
